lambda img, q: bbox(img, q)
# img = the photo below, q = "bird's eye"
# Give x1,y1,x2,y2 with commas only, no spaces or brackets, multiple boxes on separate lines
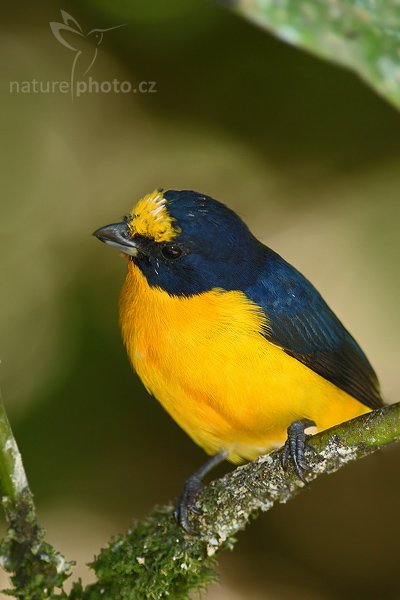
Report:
161,244,183,260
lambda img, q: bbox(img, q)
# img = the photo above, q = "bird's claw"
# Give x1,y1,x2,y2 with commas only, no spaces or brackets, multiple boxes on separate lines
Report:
281,419,317,483
174,450,228,533
174,475,204,534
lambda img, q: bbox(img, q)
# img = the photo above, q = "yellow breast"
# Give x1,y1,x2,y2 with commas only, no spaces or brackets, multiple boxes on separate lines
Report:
120,262,369,463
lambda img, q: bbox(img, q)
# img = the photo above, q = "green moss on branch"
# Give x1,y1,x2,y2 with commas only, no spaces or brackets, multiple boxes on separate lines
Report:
0,396,399,600
76,403,400,600
0,395,72,599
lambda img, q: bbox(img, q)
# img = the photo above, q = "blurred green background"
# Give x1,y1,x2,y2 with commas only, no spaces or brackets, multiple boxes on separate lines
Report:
1,1,400,598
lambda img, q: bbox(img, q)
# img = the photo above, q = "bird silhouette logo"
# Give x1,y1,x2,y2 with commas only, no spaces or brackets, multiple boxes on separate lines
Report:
50,10,125,98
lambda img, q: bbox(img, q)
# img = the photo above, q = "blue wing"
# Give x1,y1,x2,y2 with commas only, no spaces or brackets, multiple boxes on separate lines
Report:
245,249,382,410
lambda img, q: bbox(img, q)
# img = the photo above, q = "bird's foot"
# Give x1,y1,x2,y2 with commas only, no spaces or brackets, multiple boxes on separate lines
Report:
174,450,228,534
281,418,317,483
174,474,203,535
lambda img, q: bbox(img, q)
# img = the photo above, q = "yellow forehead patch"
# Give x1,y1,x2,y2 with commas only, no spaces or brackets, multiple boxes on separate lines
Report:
128,190,179,243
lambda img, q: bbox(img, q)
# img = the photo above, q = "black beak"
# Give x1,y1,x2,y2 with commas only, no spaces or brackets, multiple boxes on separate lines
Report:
92,221,138,257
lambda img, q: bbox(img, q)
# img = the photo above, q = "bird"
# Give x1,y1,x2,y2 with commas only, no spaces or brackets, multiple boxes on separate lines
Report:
93,189,383,532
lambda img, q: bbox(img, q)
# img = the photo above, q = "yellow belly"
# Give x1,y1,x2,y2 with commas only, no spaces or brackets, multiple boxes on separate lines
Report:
120,262,369,463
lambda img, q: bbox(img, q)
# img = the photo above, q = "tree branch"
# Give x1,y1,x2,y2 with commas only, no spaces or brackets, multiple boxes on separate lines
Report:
1,400,399,599
78,403,400,600
0,392,72,599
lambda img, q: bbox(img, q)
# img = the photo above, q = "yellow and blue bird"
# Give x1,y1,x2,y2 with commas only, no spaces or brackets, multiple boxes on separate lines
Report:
94,189,382,531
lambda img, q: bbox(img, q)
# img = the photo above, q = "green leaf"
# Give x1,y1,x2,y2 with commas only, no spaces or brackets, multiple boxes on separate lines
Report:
227,0,400,109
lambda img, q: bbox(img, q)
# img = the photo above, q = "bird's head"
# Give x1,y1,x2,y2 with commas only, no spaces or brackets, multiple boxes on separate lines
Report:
93,189,266,295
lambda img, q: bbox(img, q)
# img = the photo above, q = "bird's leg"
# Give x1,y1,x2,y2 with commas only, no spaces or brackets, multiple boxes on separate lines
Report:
175,449,228,534
281,418,316,482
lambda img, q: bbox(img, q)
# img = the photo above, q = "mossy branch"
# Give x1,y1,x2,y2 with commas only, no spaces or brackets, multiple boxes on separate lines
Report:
0,401,399,599
0,393,73,599
76,403,400,600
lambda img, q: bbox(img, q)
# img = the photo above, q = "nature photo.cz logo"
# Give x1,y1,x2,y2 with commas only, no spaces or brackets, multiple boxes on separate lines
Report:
9,10,157,99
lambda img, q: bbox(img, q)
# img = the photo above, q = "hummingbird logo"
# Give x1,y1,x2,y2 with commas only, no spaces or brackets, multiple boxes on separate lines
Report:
50,10,125,98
